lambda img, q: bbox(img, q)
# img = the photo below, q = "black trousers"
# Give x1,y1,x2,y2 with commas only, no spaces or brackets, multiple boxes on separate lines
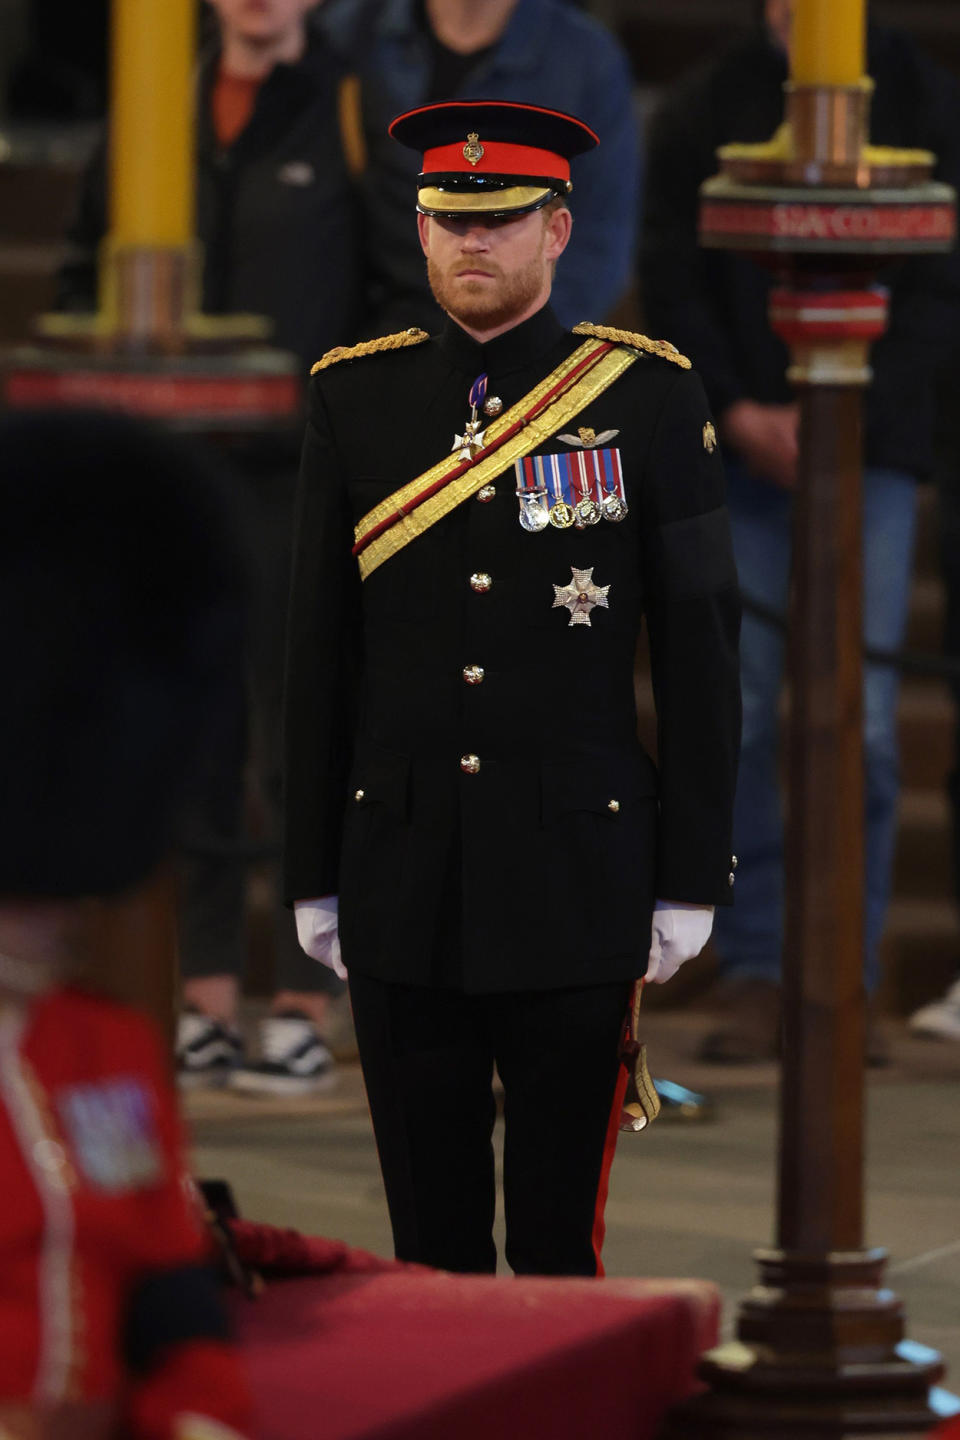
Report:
349,971,632,1276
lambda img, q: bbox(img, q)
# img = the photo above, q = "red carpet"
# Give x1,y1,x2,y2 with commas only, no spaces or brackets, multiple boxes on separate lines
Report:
227,1226,719,1440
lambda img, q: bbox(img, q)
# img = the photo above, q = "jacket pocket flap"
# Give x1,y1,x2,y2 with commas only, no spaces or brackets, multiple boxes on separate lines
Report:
350,741,410,821
541,752,658,826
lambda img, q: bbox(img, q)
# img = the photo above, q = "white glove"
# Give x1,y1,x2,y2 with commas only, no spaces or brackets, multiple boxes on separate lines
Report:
294,896,347,979
644,900,715,985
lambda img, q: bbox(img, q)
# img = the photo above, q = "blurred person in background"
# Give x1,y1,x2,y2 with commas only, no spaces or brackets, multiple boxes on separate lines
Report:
59,0,361,371
57,0,365,1095
321,0,640,332
0,410,252,1440
642,0,960,1062
910,363,960,1043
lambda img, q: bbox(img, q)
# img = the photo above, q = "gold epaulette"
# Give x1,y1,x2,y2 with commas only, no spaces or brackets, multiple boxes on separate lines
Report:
310,327,430,375
573,322,692,370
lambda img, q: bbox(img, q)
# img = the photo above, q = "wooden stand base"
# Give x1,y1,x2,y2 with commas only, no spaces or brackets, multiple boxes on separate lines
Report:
664,1250,944,1438
2,244,300,433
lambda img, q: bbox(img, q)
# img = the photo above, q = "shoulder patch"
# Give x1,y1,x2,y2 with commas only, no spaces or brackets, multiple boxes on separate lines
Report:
311,327,430,375
573,322,691,370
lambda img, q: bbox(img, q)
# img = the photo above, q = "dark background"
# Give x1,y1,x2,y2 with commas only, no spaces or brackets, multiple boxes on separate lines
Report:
0,0,958,345
2,0,960,124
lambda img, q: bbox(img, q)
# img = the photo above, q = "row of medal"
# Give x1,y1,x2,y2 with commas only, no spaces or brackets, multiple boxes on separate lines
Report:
514,449,629,533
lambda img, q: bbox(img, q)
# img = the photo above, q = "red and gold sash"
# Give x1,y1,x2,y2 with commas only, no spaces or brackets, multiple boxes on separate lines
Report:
352,338,639,581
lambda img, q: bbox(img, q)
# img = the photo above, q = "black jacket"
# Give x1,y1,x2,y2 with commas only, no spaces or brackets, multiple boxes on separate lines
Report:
57,38,363,368
641,27,960,480
283,305,741,993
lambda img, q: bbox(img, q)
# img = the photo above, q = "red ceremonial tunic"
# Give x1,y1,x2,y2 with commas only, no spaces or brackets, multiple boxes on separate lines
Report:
0,985,251,1440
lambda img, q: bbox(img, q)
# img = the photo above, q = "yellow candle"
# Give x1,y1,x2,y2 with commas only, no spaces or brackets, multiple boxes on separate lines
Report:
791,0,866,87
110,0,195,247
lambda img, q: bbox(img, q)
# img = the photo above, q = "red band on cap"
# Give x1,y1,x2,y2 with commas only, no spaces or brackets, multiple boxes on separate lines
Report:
422,140,570,182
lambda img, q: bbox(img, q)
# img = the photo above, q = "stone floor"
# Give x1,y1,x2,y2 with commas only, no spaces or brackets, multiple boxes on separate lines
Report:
186,1005,960,1392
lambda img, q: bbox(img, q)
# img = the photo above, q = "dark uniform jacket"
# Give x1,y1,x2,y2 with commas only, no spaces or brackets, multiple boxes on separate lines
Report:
642,26,960,480
56,35,363,369
283,304,741,993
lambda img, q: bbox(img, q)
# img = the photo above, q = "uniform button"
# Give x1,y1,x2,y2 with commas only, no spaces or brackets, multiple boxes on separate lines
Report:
731,855,739,870
460,754,481,775
470,572,492,593
476,485,496,503
462,665,485,685
607,799,620,813
354,788,365,803
728,872,736,887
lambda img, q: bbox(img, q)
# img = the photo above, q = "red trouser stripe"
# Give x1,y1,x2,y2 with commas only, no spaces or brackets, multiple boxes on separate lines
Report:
591,1060,629,1277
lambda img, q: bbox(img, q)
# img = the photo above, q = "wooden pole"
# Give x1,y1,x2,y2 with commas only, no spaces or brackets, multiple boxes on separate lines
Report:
667,295,943,1436
780,383,866,1260
665,0,956,1430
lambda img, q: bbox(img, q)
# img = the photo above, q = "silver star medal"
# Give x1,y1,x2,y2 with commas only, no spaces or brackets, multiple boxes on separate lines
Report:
552,566,611,627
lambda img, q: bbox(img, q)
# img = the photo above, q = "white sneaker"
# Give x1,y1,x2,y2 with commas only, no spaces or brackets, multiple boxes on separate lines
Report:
176,1010,244,1088
228,1012,337,1097
908,978,960,1041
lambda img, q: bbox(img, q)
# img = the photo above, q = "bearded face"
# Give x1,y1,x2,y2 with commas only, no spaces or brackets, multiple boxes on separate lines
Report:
418,206,571,336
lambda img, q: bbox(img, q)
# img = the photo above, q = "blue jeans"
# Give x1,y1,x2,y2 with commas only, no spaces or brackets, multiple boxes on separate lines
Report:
712,464,917,994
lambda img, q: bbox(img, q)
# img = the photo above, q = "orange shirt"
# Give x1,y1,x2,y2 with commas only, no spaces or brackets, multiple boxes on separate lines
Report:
211,68,262,148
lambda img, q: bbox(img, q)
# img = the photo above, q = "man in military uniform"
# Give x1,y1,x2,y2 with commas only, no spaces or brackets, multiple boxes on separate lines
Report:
284,100,741,1276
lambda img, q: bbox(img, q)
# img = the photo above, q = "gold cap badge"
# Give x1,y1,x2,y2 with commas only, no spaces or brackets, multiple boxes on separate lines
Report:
462,132,484,167
703,421,717,454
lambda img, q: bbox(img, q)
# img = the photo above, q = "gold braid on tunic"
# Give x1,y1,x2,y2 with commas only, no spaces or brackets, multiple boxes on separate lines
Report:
310,327,430,375
572,322,692,370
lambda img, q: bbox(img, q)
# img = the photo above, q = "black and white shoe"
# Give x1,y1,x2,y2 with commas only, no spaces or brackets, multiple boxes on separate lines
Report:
176,1010,244,1089
228,1012,337,1097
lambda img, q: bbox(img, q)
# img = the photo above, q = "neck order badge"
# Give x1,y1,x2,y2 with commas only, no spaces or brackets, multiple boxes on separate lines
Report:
452,374,489,462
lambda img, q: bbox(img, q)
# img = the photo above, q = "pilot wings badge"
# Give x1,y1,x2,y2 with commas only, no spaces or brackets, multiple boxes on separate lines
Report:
557,426,620,449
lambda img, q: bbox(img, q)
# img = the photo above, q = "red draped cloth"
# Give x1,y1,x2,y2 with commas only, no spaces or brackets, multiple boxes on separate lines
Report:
227,1221,720,1440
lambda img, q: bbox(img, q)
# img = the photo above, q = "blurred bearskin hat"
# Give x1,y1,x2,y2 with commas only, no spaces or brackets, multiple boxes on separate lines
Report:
0,410,246,898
